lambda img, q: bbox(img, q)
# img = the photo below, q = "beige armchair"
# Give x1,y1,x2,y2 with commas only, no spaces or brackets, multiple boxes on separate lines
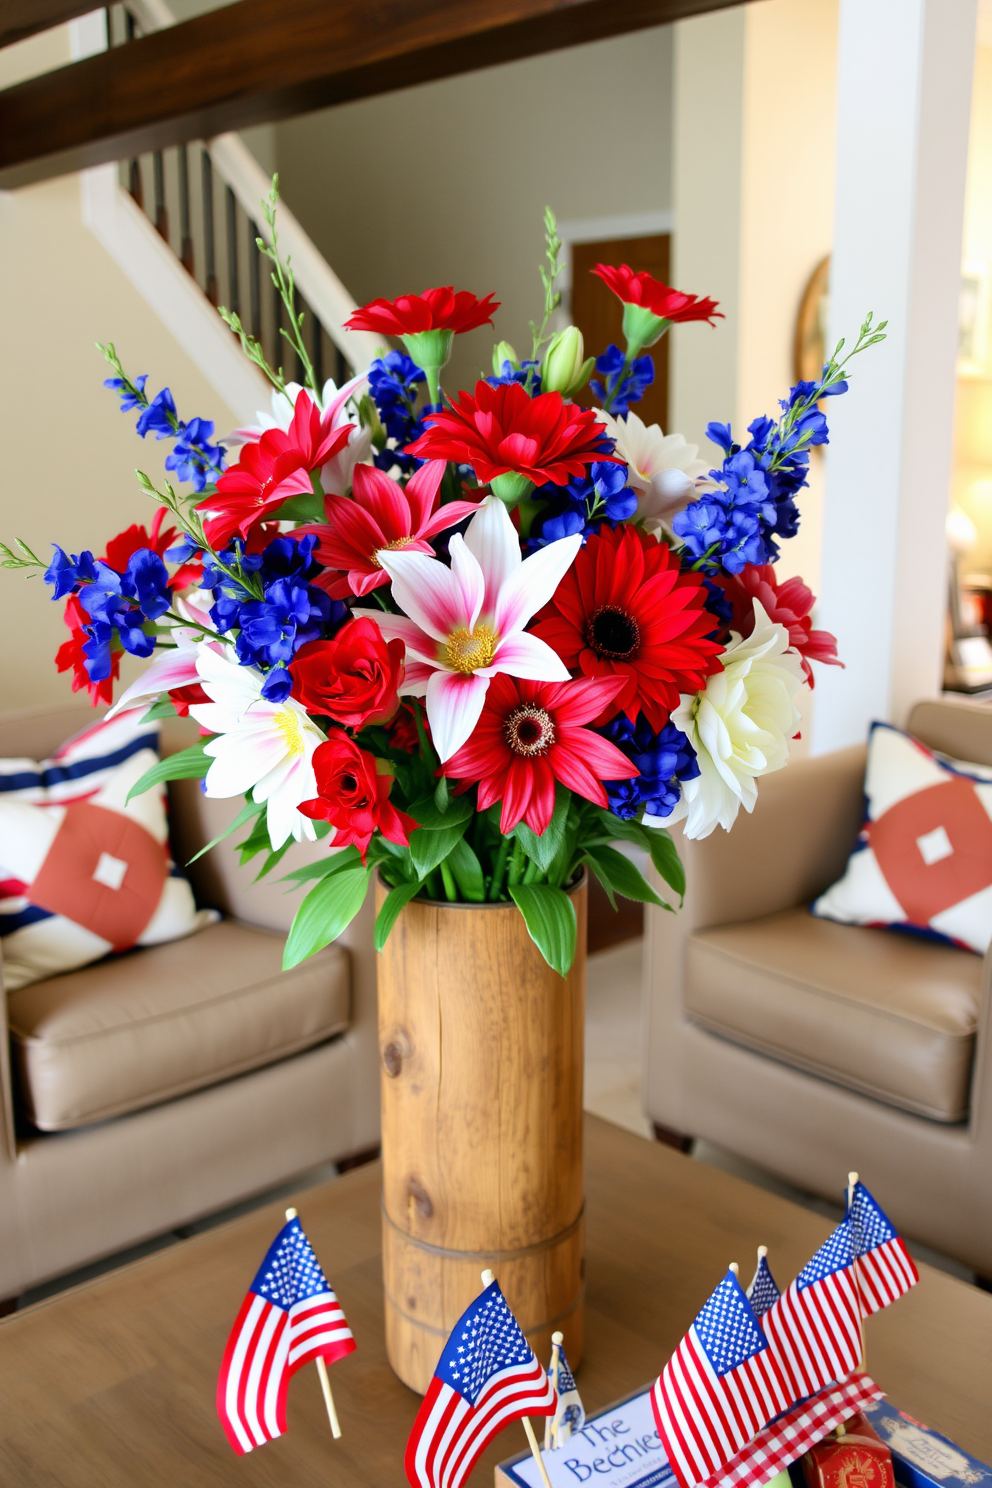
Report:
644,696,992,1278
0,703,381,1302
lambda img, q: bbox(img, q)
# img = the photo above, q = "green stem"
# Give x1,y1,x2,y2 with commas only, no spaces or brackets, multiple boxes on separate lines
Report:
439,858,458,902
488,834,513,901
522,857,542,885
425,868,443,900
507,839,526,888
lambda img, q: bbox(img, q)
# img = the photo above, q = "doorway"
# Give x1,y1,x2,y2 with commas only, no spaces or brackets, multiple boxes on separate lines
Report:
569,232,671,432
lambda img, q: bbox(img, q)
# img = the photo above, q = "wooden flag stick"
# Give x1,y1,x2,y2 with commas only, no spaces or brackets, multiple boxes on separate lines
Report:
478,1271,552,1488
286,1208,342,1441
846,1172,867,1371
545,1331,563,1450
523,1415,554,1488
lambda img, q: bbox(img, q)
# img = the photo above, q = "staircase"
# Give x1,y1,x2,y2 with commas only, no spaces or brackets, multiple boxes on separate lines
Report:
69,3,381,422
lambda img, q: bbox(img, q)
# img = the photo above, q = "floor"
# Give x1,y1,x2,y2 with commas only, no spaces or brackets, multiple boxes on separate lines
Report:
15,931,975,1309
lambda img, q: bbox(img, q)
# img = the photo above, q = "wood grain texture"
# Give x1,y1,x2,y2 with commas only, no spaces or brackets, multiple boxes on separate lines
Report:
0,1116,990,1485
377,878,587,1392
0,0,754,188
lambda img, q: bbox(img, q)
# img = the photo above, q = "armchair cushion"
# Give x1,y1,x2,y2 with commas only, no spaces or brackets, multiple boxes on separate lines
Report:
811,721,992,954
7,919,350,1131
685,908,982,1122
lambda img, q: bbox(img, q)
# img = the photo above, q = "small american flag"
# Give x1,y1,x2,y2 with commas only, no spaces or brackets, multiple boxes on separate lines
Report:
216,1215,355,1454
696,1371,884,1488
848,1180,918,1314
404,1279,555,1488
760,1221,863,1401
745,1254,780,1319
651,1268,793,1488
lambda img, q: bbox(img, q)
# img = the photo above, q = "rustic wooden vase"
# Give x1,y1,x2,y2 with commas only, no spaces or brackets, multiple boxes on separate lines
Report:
376,872,587,1394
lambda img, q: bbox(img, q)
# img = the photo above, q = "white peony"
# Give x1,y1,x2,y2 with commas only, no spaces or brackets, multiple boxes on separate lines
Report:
658,600,806,840
596,408,710,536
188,646,327,850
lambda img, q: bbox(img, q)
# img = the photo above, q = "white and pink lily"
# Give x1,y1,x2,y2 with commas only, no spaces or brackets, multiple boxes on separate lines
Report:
104,629,213,721
187,646,327,850
356,496,581,762
226,372,372,496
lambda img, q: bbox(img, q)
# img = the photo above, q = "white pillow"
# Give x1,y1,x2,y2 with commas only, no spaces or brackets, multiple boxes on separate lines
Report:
0,711,217,990
812,721,992,955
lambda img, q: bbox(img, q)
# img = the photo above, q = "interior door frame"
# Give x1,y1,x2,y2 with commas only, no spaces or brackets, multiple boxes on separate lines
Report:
557,209,676,320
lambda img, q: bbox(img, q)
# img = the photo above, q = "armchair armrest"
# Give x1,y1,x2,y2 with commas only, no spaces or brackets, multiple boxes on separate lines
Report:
673,744,867,934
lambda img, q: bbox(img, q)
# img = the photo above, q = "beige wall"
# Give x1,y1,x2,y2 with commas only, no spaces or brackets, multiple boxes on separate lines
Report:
0,28,240,712
274,30,674,395
953,40,992,575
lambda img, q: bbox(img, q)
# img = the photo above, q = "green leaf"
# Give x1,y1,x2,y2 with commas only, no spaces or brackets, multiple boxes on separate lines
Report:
236,810,273,865
446,836,485,902
280,846,363,885
409,817,470,879
582,844,667,910
271,473,325,523
513,786,569,873
591,806,649,849
253,837,294,882
509,884,576,976
645,829,685,898
433,775,450,813
374,878,424,952
186,798,265,866
126,740,211,803
408,793,473,831
283,865,371,970
139,695,179,724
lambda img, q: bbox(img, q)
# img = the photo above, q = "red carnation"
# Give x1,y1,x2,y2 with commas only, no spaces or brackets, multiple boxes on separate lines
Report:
713,565,842,687
532,525,724,732
198,391,353,549
290,617,405,729
345,288,499,338
406,380,620,493
443,674,637,835
299,733,417,861
592,264,722,326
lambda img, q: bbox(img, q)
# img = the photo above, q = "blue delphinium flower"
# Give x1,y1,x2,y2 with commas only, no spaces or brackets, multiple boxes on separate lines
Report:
600,715,700,820
105,374,226,492
672,367,850,575
529,459,638,548
205,534,346,691
44,546,98,600
369,351,428,476
73,549,172,677
590,344,655,418
486,359,542,393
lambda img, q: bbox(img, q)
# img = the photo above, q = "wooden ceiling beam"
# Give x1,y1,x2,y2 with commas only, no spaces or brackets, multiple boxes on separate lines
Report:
0,1,97,52
0,0,750,189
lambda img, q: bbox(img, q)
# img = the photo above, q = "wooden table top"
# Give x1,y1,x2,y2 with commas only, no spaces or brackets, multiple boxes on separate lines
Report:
2,1115,990,1486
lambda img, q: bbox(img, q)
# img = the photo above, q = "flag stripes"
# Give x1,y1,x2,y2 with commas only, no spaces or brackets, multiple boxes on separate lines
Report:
855,1237,917,1314
697,1372,884,1488
652,1322,792,1488
406,1359,554,1488
761,1260,862,1399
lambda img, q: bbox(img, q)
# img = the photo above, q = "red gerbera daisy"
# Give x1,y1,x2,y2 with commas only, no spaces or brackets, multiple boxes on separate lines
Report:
531,525,724,732
592,264,722,326
442,673,636,835
712,565,842,687
198,390,353,548
345,288,499,338
406,380,620,504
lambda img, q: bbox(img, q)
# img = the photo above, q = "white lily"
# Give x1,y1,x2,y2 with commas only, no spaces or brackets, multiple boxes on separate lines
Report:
356,496,580,762
597,409,709,536
188,647,326,849
226,371,373,496
659,600,806,839
104,629,211,720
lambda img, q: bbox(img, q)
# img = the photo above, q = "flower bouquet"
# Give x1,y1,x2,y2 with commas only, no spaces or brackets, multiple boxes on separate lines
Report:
2,189,884,976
